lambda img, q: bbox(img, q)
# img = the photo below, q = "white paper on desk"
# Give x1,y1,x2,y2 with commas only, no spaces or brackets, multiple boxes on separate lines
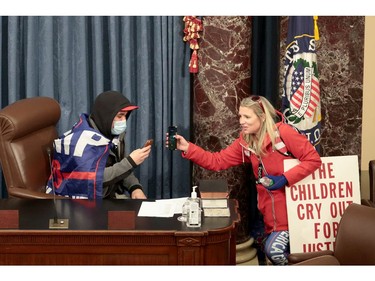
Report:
138,201,176,217
156,197,188,214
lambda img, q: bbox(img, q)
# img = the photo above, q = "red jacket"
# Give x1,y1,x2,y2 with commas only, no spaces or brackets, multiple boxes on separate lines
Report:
182,122,322,234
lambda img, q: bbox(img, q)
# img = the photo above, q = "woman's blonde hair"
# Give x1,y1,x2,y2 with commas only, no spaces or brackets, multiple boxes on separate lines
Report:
240,96,278,156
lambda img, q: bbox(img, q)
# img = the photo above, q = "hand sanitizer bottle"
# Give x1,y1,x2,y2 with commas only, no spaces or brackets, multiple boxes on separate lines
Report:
177,200,189,222
186,186,201,227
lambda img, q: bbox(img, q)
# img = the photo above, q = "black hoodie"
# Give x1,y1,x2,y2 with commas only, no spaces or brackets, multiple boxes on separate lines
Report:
89,91,142,198
90,91,137,139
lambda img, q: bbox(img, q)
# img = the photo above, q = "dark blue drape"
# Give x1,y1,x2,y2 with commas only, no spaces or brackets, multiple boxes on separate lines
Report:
251,16,280,106
0,16,191,199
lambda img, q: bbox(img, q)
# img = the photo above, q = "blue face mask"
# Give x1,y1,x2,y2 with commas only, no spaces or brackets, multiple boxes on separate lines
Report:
111,119,127,135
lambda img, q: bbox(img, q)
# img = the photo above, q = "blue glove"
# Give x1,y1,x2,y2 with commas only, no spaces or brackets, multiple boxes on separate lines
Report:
261,175,287,191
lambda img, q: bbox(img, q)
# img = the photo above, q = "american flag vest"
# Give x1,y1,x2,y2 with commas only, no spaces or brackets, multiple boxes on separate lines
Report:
46,114,111,199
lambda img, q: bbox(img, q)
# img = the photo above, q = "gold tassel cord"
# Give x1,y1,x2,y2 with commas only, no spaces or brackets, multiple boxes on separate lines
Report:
183,16,203,73
313,16,320,41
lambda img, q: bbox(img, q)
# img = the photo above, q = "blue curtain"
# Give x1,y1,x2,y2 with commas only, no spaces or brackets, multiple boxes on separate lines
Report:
251,16,280,106
0,16,191,199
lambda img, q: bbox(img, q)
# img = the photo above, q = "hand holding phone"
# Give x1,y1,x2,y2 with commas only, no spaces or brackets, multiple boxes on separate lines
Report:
168,125,178,150
143,139,154,148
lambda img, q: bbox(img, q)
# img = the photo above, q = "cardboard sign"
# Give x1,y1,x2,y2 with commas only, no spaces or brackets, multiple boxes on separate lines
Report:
285,155,361,253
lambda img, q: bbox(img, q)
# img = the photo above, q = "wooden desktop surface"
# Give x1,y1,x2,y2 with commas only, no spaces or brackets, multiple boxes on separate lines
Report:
0,198,239,265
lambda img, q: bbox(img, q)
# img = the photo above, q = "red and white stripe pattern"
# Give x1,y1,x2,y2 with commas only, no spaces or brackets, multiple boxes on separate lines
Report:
290,68,320,118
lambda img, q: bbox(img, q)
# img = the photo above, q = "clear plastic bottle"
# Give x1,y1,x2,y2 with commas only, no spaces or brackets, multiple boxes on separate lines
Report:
177,200,189,222
259,176,274,187
186,186,202,227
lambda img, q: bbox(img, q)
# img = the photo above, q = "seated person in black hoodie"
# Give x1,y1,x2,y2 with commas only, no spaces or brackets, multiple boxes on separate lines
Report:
89,91,150,199
47,90,151,199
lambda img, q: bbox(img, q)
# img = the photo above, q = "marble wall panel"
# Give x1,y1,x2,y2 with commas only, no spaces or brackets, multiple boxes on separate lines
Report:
192,16,252,242
280,16,364,160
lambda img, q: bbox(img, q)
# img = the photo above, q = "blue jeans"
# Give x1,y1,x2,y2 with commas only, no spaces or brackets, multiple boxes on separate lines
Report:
264,230,290,265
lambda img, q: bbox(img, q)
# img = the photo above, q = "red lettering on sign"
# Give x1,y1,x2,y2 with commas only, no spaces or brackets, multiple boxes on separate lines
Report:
311,162,335,180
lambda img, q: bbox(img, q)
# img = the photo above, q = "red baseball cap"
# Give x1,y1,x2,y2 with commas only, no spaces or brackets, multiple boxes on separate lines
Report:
120,105,139,112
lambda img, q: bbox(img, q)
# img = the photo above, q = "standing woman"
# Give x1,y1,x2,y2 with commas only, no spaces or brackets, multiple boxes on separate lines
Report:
166,95,321,265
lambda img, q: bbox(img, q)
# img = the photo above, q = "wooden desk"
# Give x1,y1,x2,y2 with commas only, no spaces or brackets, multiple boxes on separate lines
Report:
0,198,239,265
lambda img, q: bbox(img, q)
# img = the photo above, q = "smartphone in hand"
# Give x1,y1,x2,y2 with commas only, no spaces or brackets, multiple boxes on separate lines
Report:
168,126,178,150
143,139,154,148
